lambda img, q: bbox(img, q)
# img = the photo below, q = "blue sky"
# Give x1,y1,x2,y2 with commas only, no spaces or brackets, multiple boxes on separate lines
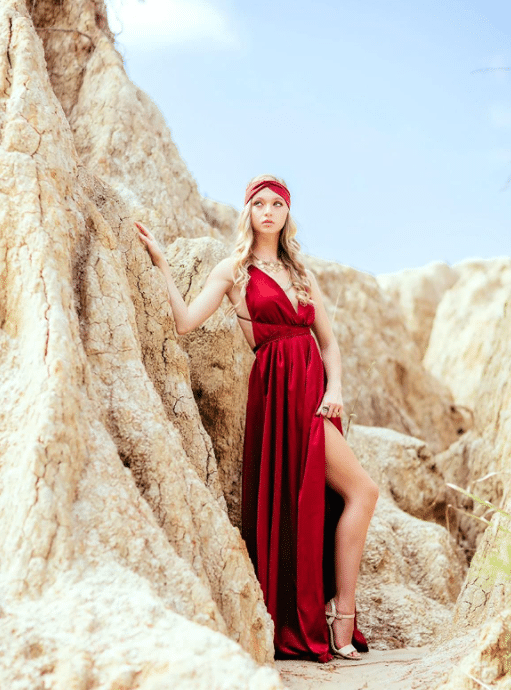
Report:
107,0,510,275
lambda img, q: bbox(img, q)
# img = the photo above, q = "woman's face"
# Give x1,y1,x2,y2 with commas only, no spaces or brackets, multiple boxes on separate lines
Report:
250,187,289,235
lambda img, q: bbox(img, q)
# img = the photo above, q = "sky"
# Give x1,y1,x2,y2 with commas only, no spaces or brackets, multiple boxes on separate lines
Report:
106,0,510,275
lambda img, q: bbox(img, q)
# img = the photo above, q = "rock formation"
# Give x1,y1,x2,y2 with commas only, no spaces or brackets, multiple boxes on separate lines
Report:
378,258,511,688
377,260,458,358
424,257,511,409
349,425,466,649
306,256,469,453
423,259,511,549
447,295,511,626
167,236,253,527
0,2,279,687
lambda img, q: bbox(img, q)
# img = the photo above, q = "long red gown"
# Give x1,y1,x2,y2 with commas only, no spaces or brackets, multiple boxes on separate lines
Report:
240,265,368,663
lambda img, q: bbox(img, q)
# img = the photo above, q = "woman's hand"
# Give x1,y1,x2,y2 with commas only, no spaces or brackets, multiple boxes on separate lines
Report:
135,222,166,268
315,387,344,418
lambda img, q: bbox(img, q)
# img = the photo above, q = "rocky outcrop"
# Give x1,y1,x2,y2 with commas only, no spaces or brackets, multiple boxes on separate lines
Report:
167,236,253,527
423,267,511,688
0,567,282,690
0,4,278,688
434,611,511,690
349,426,466,648
201,196,239,239
30,0,222,247
377,261,458,358
424,257,511,409
306,257,469,453
421,259,511,553
447,297,511,628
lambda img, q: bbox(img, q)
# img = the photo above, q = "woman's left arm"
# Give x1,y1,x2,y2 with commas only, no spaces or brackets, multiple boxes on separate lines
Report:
306,269,344,419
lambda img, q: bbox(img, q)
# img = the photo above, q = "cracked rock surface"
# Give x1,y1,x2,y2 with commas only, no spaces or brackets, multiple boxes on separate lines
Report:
0,2,277,687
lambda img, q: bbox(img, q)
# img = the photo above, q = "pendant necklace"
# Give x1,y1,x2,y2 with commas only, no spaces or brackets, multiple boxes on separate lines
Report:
252,253,293,291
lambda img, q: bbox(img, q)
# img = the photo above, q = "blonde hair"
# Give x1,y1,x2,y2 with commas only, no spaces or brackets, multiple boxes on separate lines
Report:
226,174,313,317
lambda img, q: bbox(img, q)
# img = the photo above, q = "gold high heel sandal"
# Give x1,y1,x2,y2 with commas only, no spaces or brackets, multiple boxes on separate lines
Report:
325,599,362,660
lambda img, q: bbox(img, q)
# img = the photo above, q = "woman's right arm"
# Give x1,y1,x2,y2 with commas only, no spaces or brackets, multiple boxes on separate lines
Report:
136,222,233,335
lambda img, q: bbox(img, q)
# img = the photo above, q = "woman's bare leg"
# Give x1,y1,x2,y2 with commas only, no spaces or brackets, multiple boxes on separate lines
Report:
323,418,379,653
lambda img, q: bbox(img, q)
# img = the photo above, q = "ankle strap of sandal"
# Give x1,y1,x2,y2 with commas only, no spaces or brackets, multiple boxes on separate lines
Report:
326,600,356,621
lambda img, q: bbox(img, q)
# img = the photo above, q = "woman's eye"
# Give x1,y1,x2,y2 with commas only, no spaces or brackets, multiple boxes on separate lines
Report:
274,201,282,206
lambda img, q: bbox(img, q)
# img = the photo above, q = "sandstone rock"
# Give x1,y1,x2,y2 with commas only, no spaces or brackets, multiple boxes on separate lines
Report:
306,256,467,452
433,611,511,690
435,279,511,684
377,260,458,357
0,567,283,690
348,425,447,522
31,0,221,248
423,259,511,555
393,260,511,688
201,196,239,239
358,498,463,649
166,236,254,528
0,5,276,687
424,257,511,409
348,426,467,649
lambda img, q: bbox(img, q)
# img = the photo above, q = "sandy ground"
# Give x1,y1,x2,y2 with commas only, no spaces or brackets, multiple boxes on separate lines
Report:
276,638,475,690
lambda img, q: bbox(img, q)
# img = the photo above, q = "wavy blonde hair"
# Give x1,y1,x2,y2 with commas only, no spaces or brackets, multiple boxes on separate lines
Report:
226,174,313,317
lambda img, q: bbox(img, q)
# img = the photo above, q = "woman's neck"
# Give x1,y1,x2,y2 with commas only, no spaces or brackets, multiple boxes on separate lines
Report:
252,235,280,262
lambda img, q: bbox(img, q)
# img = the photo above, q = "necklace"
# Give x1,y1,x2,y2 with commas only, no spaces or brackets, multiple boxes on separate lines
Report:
252,254,293,291
251,254,284,273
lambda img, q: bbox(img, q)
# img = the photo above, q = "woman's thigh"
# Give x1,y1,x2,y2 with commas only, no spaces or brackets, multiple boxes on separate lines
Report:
323,418,377,501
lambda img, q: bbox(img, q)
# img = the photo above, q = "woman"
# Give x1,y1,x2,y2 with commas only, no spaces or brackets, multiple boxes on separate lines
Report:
136,174,379,663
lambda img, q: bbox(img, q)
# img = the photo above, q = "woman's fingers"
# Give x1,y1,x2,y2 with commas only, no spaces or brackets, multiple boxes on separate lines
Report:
135,221,153,239
317,401,333,417
324,404,343,418
134,222,165,267
316,398,343,418
316,401,327,416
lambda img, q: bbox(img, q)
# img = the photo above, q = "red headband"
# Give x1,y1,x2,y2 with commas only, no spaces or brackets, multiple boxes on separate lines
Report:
244,180,291,208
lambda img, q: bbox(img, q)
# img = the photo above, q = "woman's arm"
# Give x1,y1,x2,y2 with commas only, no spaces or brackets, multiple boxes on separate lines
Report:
136,222,233,335
306,269,344,418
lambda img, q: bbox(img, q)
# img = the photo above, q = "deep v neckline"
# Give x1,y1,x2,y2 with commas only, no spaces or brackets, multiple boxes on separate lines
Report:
251,265,301,316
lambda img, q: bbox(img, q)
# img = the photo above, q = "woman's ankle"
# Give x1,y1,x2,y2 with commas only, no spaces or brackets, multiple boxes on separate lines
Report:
332,594,355,614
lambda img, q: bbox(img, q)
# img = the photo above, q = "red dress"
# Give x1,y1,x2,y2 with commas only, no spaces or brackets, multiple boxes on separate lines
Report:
240,266,368,663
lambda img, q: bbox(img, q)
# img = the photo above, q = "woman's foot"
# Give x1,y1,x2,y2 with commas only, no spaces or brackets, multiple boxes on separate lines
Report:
325,599,361,660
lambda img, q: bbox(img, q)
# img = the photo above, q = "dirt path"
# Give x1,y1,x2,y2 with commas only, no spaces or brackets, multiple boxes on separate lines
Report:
276,647,446,690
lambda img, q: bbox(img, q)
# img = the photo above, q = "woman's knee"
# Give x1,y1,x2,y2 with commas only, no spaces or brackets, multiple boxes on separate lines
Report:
358,476,379,514
367,478,379,505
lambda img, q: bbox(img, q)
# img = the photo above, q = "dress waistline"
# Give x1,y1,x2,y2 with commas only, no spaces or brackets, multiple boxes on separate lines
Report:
253,327,311,354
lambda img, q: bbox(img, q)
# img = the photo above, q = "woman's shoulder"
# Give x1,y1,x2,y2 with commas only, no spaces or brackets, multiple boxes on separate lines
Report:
211,256,238,285
303,267,321,297
304,266,318,284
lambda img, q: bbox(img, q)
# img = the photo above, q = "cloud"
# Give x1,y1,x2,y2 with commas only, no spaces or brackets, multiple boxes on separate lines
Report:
107,0,240,50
